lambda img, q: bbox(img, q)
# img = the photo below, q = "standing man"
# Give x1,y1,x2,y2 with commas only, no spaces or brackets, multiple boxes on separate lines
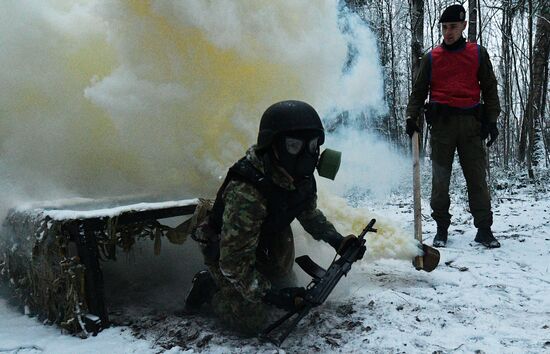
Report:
405,4,501,248
185,100,361,335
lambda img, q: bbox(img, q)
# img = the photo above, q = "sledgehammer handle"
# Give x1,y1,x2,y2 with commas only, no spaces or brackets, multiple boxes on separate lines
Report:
412,132,423,268
412,132,422,241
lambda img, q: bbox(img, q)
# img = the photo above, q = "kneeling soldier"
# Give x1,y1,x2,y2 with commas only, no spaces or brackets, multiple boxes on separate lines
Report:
186,100,358,334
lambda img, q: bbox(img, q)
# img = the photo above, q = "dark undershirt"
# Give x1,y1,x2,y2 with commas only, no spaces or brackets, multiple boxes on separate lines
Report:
441,36,466,51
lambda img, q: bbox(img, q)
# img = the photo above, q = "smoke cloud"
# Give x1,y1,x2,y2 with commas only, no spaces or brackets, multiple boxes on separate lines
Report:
1,1,383,205
1,1,417,259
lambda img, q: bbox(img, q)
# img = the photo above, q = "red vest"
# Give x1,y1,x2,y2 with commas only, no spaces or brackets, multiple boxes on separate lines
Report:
430,42,480,108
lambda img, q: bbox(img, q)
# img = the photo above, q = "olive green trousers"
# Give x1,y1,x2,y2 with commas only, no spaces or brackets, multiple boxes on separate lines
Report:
430,114,493,229
202,226,295,335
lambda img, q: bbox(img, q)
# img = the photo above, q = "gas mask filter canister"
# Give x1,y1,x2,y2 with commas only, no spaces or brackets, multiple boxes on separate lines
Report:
316,148,341,180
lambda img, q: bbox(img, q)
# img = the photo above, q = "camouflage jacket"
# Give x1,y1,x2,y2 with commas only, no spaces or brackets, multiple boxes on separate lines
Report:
406,41,501,123
218,146,343,303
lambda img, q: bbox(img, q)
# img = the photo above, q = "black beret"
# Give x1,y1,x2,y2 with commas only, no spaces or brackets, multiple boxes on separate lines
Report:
439,4,467,23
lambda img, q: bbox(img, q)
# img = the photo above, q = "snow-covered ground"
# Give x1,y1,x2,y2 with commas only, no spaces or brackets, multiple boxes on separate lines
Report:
1,170,549,354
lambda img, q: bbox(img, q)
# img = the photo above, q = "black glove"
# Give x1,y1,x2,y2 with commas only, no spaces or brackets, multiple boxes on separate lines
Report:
337,234,366,259
405,118,421,138
263,287,305,311
486,123,499,147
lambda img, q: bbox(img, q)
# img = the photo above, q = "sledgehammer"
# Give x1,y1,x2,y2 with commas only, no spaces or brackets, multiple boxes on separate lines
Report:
411,132,440,272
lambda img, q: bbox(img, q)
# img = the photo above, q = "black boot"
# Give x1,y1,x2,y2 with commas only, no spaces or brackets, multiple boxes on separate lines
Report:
432,227,448,248
184,270,218,312
475,228,501,248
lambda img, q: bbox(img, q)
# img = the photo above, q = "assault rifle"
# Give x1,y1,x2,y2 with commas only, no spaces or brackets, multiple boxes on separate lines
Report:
261,218,377,346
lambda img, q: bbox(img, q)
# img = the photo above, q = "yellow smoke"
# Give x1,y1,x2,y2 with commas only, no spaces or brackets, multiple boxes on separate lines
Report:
2,0,367,202
317,191,420,260
1,1,420,260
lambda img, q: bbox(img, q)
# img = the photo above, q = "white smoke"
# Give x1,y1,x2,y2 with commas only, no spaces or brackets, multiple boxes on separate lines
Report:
323,128,410,202
0,0,383,205
0,1,417,259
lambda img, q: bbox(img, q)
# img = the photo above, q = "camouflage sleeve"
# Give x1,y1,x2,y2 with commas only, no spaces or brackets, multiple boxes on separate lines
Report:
296,195,343,251
218,180,271,303
405,52,431,120
478,46,501,123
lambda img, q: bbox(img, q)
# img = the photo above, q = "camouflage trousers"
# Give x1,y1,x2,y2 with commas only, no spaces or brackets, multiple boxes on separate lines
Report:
201,226,295,335
430,114,492,229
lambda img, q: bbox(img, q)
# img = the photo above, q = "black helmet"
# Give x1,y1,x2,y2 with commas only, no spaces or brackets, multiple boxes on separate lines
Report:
257,100,325,150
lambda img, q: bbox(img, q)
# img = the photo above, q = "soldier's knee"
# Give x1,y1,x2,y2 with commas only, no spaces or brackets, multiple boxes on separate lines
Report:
211,289,269,335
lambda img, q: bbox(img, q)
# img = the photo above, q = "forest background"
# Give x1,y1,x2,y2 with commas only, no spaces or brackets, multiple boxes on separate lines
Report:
345,0,549,180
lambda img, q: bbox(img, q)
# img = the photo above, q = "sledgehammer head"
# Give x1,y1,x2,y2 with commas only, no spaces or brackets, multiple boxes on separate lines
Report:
413,244,440,272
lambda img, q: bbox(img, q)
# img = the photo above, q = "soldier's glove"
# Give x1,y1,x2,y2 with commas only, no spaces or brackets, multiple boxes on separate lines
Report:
263,287,305,311
337,234,366,259
405,117,421,138
486,123,499,147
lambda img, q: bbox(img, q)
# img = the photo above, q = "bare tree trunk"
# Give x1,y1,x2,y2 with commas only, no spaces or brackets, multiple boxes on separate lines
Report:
410,0,425,155
527,0,535,178
541,53,550,168
519,1,532,165
410,0,424,80
379,1,393,143
477,0,483,45
467,0,477,42
527,0,550,173
386,0,399,144
500,1,513,168
512,23,528,158
517,0,536,176
425,0,434,49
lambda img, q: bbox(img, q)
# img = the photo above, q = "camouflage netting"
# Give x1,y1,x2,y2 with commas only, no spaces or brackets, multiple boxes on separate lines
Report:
0,198,212,335
0,211,85,332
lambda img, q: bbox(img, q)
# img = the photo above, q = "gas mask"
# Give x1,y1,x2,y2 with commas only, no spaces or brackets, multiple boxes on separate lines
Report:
273,131,341,181
273,132,319,180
